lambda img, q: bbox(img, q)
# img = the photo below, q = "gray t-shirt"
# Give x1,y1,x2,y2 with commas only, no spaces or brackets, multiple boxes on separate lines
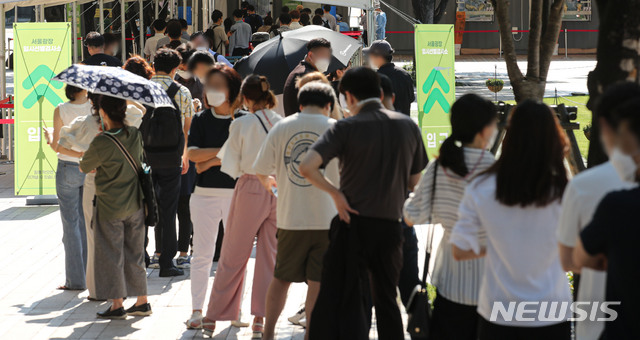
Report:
229,21,252,52
312,99,428,220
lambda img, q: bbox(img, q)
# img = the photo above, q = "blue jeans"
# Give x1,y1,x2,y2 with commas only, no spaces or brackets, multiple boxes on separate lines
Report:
56,159,87,289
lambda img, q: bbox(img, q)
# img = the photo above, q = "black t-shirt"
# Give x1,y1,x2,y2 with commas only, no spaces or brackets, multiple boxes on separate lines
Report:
283,60,317,117
175,75,204,102
311,100,428,220
187,109,237,189
581,187,640,340
82,53,123,67
377,62,415,116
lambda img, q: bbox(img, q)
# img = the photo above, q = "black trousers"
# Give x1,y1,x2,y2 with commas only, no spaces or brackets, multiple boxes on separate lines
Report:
152,167,181,269
430,290,478,340
398,222,421,307
177,194,192,253
310,215,404,340
478,317,571,340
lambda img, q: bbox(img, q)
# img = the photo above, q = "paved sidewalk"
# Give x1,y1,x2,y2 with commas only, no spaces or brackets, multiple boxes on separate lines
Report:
0,162,428,340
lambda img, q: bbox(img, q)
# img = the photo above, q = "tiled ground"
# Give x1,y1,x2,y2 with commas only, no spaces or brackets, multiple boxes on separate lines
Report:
0,162,433,340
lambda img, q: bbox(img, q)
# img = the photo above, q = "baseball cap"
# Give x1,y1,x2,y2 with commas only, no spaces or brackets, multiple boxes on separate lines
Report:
363,40,394,56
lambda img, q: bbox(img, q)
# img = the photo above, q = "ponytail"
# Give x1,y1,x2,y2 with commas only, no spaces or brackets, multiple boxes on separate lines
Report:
439,136,467,177
438,93,497,177
240,74,278,110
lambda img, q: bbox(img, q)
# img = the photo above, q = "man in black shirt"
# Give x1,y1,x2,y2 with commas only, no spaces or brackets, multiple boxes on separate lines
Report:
364,40,415,116
282,38,332,116
574,97,640,340
300,67,428,339
81,32,123,67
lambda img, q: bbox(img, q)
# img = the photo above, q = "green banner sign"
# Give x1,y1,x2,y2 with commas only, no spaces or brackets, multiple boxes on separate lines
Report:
414,24,455,159
14,23,72,196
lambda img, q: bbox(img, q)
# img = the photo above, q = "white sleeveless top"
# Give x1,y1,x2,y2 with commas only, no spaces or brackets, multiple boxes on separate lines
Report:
57,101,93,162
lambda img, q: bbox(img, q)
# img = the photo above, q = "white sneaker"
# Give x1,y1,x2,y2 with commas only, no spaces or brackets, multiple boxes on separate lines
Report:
288,307,305,325
185,311,203,329
148,254,160,269
176,255,191,269
299,317,307,328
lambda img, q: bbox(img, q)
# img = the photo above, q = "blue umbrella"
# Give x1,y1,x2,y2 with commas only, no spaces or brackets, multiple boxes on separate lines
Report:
53,64,173,108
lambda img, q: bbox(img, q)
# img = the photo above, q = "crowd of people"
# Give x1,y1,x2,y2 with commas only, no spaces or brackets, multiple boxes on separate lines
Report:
41,4,640,340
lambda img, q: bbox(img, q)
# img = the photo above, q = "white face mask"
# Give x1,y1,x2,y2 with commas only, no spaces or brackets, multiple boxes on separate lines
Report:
610,147,638,182
315,58,331,73
368,58,379,70
196,46,209,51
112,47,119,56
206,89,226,107
176,69,192,79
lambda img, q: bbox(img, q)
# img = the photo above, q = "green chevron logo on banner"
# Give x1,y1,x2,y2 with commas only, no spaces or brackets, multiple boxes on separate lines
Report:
420,67,451,125
22,64,64,109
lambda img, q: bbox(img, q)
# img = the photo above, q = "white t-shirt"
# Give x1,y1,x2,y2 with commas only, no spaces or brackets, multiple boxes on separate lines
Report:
450,174,572,327
557,162,635,339
57,101,93,162
253,112,339,230
219,109,282,179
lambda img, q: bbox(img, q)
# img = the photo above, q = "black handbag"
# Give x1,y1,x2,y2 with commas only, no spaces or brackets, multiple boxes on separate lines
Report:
105,134,159,227
406,162,438,339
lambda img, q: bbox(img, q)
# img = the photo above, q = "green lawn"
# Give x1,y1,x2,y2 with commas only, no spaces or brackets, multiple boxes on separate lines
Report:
505,96,591,159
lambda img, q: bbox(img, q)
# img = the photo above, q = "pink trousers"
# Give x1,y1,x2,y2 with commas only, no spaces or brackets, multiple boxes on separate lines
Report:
205,175,277,320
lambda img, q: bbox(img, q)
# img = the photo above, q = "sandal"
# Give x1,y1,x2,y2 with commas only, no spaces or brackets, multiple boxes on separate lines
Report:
201,318,216,338
87,296,107,302
231,319,250,327
252,317,264,339
57,285,85,291
185,311,203,329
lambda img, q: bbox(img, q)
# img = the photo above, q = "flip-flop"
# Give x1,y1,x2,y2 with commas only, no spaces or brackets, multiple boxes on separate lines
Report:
87,296,107,302
57,286,85,291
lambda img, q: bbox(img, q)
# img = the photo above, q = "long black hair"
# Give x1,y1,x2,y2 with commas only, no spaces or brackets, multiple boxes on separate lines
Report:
438,94,496,176
485,100,568,207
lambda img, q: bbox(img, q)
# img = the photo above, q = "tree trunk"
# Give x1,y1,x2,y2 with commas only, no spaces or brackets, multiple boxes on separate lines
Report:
492,0,565,102
586,0,640,167
412,0,448,24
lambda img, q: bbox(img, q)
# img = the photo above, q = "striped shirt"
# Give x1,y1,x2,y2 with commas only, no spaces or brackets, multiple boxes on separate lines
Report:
403,147,495,305
150,74,194,124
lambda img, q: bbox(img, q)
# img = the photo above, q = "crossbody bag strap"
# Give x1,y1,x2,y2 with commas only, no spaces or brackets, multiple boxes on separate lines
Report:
254,112,270,134
420,161,438,286
104,134,140,175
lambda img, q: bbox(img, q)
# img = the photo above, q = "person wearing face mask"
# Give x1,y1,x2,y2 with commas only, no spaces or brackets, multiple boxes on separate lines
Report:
175,43,204,102
573,97,640,340
404,94,497,340
149,48,195,278
184,65,243,329
282,38,333,117
79,95,150,319
201,75,282,339
364,40,414,116
187,50,216,86
254,83,340,340
299,67,428,339
190,32,233,68
557,82,640,340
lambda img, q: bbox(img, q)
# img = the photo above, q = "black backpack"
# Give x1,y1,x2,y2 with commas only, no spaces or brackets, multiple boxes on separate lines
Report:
139,82,185,169
322,19,331,29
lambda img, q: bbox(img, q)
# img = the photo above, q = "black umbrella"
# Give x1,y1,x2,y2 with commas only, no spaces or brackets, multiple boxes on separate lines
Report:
234,25,361,94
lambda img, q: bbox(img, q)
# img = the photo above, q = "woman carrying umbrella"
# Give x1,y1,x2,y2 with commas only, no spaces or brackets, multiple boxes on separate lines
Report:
44,85,92,292
79,95,150,319
55,58,150,300
201,75,281,338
